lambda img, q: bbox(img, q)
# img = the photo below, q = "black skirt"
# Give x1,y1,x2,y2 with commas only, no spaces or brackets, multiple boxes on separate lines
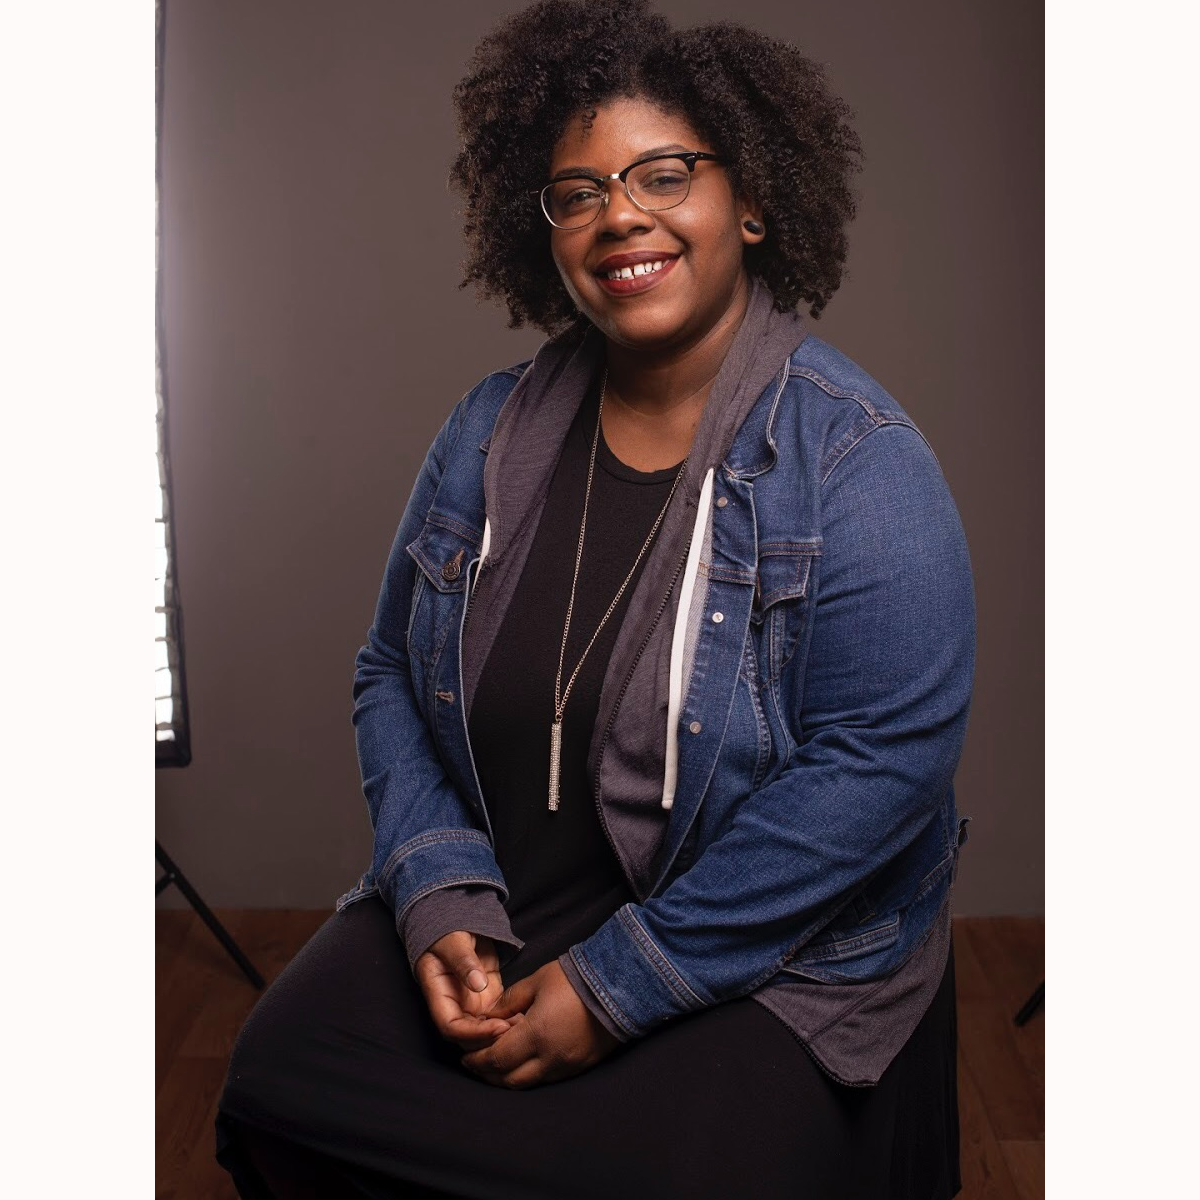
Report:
215,893,961,1200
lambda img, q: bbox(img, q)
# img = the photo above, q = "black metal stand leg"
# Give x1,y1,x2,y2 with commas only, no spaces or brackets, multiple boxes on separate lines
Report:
1014,980,1044,1026
156,840,265,989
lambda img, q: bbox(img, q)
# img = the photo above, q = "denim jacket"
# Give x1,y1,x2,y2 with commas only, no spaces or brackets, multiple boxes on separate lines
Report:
338,332,976,1069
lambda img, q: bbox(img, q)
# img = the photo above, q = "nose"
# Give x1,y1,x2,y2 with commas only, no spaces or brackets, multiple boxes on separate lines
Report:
593,179,654,236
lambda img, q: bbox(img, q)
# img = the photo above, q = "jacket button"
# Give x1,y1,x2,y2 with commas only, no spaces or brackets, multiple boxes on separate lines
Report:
441,550,464,582
715,496,728,508
689,721,702,734
712,611,724,623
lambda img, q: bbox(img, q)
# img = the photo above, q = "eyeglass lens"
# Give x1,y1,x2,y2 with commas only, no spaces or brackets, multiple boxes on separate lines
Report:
543,157,693,228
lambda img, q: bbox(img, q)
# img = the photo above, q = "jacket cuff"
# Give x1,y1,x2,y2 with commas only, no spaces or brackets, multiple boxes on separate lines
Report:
557,952,631,1044
398,884,524,973
566,904,707,1040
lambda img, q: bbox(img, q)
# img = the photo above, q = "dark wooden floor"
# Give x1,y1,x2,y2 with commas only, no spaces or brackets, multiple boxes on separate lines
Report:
157,911,1043,1199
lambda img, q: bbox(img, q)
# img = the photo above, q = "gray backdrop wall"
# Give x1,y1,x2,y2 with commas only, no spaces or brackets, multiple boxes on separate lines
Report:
155,0,1043,914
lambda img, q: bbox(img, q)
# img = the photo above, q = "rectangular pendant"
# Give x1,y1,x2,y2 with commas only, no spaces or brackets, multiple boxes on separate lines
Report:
548,718,563,811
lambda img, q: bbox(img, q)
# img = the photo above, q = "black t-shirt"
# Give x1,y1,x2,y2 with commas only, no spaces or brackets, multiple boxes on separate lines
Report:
466,378,684,963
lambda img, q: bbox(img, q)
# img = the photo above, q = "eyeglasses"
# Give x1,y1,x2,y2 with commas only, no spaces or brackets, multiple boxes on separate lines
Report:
536,151,723,230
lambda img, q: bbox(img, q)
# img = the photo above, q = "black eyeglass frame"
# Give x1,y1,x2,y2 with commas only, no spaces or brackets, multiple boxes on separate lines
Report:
534,151,724,229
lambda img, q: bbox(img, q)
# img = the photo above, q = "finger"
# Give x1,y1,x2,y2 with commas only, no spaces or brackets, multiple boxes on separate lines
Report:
443,1015,512,1050
423,974,508,1045
461,1013,535,1076
485,976,537,1019
492,1057,549,1091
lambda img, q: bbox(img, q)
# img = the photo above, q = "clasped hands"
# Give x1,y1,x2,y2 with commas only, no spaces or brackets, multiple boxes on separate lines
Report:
414,930,622,1089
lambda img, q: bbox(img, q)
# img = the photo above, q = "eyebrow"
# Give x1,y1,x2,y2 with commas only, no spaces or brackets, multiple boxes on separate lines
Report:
549,144,693,180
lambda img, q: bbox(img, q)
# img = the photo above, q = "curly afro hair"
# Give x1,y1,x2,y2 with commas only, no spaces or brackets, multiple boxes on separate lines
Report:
448,0,865,334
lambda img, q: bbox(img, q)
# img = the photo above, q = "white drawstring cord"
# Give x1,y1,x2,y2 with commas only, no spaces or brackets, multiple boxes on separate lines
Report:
661,467,713,810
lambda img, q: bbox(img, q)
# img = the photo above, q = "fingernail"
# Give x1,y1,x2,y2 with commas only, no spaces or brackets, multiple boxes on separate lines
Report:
468,968,488,991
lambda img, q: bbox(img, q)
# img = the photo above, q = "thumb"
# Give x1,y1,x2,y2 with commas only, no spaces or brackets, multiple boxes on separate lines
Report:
431,931,491,993
449,948,490,994
485,975,537,1019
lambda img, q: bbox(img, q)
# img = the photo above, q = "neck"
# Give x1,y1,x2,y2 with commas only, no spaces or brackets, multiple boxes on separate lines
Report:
601,274,752,420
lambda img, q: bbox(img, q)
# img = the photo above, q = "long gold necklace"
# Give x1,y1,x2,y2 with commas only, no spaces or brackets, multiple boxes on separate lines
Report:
548,369,689,811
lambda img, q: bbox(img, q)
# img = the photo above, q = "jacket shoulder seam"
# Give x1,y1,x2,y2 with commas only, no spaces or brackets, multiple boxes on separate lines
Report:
788,364,881,421
461,367,526,454
437,373,507,474
820,414,937,486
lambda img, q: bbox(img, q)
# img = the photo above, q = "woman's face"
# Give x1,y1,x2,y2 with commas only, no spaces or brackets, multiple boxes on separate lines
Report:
546,95,764,354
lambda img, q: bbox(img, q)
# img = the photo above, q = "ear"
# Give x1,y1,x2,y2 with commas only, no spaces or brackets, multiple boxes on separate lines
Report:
737,195,767,246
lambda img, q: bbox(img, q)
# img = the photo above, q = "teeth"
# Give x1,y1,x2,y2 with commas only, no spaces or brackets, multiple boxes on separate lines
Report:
606,259,666,281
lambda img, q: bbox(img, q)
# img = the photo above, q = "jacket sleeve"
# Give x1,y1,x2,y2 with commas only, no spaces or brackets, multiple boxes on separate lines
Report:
352,376,523,964
562,421,976,1040
400,885,524,973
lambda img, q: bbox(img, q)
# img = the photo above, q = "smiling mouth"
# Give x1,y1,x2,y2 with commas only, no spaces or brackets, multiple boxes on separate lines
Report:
594,255,679,296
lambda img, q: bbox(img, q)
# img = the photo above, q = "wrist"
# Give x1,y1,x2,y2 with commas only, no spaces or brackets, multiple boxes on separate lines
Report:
557,951,631,1044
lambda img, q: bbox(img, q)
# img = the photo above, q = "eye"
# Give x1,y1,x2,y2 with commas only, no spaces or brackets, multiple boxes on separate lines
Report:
548,179,603,211
639,169,688,193
561,185,602,208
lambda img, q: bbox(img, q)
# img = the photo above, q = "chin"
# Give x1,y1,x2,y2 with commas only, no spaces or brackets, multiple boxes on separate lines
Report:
588,298,697,349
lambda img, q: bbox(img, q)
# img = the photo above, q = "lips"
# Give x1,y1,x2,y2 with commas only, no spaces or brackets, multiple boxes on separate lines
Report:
593,250,680,273
593,252,680,297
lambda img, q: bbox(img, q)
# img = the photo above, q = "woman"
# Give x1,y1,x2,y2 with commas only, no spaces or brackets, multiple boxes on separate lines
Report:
216,0,976,1195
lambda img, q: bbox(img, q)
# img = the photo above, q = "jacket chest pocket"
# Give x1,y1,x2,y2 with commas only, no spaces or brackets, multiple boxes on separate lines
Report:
405,517,479,668
747,540,822,685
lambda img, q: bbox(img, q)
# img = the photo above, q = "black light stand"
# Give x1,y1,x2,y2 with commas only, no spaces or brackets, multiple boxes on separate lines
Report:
156,840,264,989
154,0,263,996
1014,980,1044,1026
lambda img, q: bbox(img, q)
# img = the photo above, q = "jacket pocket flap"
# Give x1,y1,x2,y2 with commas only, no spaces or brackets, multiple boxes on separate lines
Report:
752,539,822,613
784,910,901,969
406,517,480,595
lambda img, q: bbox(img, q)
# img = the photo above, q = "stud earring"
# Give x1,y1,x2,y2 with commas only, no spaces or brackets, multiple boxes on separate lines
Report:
743,219,765,235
